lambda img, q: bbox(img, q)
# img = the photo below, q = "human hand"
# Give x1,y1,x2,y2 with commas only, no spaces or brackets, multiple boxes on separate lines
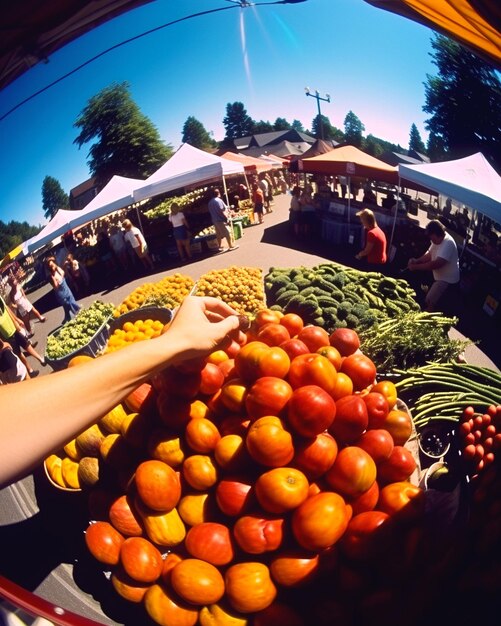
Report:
166,296,246,364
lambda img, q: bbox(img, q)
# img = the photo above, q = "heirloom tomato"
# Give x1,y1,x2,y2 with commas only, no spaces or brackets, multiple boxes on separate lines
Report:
346,480,380,515
199,604,248,626
325,446,377,497
199,362,225,395
340,510,390,561
279,312,304,337
382,409,413,445
111,566,150,603
329,395,368,445
292,431,338,480
182,454,218,490
287,384,336,437
143,584,198,626
330,371,354,400
233,514,284,554
225,562,277,613
328,327,360,356
214,433,250,472
184,417,221,453
109,494,143,537
255,467,309,514
254,308,283,327
246,416,294,467
269,550,320,587
279,338,310,360
371,380,398,409
363,392,389,428
292,491,350,551
377,446,416,484
215,475,254,517
178,492,211,526
340,354,377,391
135,460,180,512
85,521,124,565
157,392,192,430
377,481,424,519
288,353,337,394
258,322,291,347
171,558,225,605
219,379,248,413
235,341,289,381
185,522,234,566
316,345,342,371
355,429,394,464
120,536,163,583
152,367,201,399
297,325,330,352
245,376,293,420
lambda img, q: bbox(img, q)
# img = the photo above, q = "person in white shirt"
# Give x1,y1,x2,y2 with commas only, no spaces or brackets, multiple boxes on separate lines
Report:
169,202,192,262
408,220,460,311
122,219,154,271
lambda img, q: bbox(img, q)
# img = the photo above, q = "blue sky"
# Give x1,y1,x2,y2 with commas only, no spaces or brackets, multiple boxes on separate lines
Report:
0,0,435,227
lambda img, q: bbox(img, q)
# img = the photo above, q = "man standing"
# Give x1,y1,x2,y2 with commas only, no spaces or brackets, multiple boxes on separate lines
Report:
208,189,238,252
407,220,460,312
122,219,154,271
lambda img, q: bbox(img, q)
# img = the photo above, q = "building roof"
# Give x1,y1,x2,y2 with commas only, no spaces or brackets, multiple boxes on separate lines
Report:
235,129,315,151
69,177,98,199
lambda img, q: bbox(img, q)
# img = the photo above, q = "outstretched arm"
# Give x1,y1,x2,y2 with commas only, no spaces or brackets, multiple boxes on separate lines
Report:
0,296,245,487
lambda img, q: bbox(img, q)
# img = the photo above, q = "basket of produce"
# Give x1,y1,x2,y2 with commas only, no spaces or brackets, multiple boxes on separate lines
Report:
195,265,266,315
45,301,115,371
106,306,173,352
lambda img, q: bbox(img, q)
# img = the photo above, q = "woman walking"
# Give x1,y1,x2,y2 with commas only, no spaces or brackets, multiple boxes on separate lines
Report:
8,274,45,336
45,256,81,323
169,202,192,262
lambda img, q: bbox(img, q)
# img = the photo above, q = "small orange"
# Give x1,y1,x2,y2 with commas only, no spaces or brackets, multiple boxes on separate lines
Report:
67,354,94,367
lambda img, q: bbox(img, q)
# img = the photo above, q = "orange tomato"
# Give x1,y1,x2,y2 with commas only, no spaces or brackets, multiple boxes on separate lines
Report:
255,467,309,514
269,550,320,587
382,409,413,445
316,345,342,371
330,372,354,400
279,313,304,338
135,460,181,511
111,566,150,603
246,416,294,467
67,354,94,367
292,491,350,551
170,558,225,605
214,434,250,472
143,584,198,626
225,562,277,613
84,521,124,565
119,536,163,583
177,492,211,526
254,309,283,328
206,349,230,365
371,380,398,409
184,417,221,453
219,378,248,413
182,454,218,490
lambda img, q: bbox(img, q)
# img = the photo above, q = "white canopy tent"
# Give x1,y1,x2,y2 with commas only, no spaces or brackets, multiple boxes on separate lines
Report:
133,143,246,204
24,175,143,254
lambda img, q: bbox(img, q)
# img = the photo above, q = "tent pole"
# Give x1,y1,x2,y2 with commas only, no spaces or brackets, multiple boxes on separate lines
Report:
222,176,231,207
347,175,351,233
135,204,144,233
389,176,400,251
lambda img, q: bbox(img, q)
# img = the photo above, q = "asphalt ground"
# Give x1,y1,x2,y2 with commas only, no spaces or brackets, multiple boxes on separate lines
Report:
24,191,500,374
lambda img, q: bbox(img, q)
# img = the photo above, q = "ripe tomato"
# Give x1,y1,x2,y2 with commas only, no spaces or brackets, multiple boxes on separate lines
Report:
235,341,289,381
111,566,150,603
340,354,377,391
255,467,309,514
245,376,293,421
185,522,234,565
355,429,394,464
233,514,284,554
143,584,198,626
363,392,389,429
85,521,124,565
329,395,368,445
157,393,192,430
246,416,294,467
109,494,143,537
288,353,337,394
325,446,377,497
258,322,291,347
292,491,349,551
330,371,354,400
292,432,338,480
328,328,360,356
287,384,336,437
219,378,248,413
198,362,225,395
177,493,211,526
377,481,425,519
279,338,310,360
214,433,250,472
316,345,342,371
135,460,181,512
371,380,398,409
254,309,283,327
340,511,390,561
182,454,218,490
215,475,254,517
382,409,413,445
225,562,277,613
152,367,201,399
297,325,330,352
147,430,185,467
279,313,304,337
346,480,380,516
120,536,163,583
199,604,249,626
171,558,225,606
269,550,320,587
377,446,417,484
184,417,221,453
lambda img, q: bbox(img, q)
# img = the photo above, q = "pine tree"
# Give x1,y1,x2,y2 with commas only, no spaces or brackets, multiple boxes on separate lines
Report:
409,123,427,154
42,176,69,220
182,116,215,150
222,102,255,143
343,111,365,147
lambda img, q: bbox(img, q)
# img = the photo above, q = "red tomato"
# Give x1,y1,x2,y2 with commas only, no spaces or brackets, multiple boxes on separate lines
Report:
235,341,290,381
340,354,377,391
254,309,283,327
279,338,310,360
85,521,124,565
246,416,295,467
279,313,304,337
382,410,413,445
258,322,291,347
255,467,309,514
151,367,201,399
156,393,192,430
287,384,337,437
377,481,424,520
292,491,350,551
340,511,390,561
297,325,330,352
355,429,394,464
346,480,380,515
245,376,293,420
120,536,163,583
329,395,368,444
198,362,225,395
316,345,342,371
215,475,254,516
377,446,417,484
329,328,360,356
371,380,398,409
330,372,354,400
135,460,181,512
292,432,338,480
325,446,377,498
109,494,143,537
269,550,320,588
363,392,389,428
185,522,234,565
288,353,337,394
233,514,284,554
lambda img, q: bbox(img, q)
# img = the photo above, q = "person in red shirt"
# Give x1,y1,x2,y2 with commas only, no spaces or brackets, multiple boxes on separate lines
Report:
252,184,265,224
355,208,387,265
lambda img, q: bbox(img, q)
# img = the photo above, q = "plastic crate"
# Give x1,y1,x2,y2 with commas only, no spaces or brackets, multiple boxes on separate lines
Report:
45,318,111,372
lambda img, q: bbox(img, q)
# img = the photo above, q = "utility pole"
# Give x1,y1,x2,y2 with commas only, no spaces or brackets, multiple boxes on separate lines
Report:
304,87,330,140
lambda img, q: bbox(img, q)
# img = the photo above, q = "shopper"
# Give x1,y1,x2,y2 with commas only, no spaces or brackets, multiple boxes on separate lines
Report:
355,208,387,265
0,296,247,487
407,219,460,312
169,202,192,262
7,274,45,335
45,256,81,323
123,219,155,271
208,189,238,252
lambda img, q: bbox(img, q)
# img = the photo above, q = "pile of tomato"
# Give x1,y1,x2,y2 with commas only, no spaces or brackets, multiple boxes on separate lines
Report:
82,309,429,626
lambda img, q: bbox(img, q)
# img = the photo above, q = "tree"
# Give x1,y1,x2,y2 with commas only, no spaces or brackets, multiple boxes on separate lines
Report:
409,123,427,154
222,102,255,143
182,116,216,150
311,115,343,142
42,176,69,220
74,82,173,188
423,34,501,163
273,117,291,131
0,220,39,258
252,120,274,134
343,111,365,147
426,131,448,162
291,119,305,133
364,135,385,157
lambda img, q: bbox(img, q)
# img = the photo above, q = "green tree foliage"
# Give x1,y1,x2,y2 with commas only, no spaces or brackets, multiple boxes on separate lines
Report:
291,119,305,133
426,130,448,162
223,102,255,142
311,115,342,141
343,111,365,147
409,123,427,154
182,116,216,150
252,120,274,134
363,134,403,158
42,175,69,220
73,82,173,188
423,34,501,163
273,117,291,131
0,221,39,258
